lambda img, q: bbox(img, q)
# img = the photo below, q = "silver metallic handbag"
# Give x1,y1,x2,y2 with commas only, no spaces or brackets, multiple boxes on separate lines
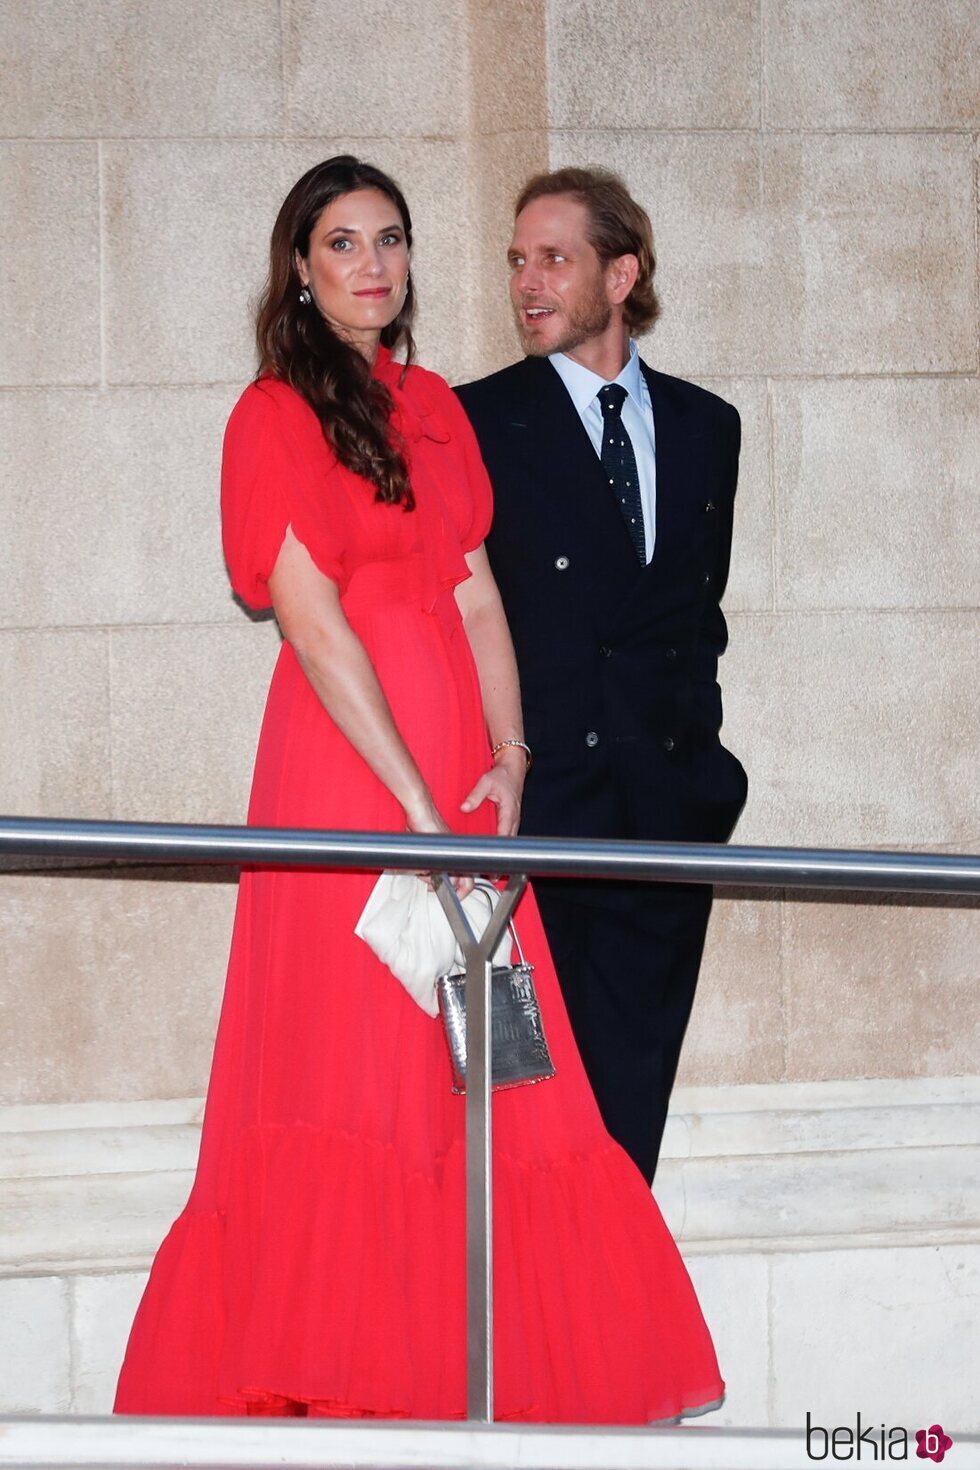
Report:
436,904,556,1094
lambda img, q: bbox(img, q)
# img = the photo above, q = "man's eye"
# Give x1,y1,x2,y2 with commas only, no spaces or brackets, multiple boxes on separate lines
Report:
548,254,566,264
508,257,524,269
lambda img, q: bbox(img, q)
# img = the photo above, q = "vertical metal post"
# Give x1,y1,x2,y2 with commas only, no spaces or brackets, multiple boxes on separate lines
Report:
434,873,527,1424
463,940,493,1423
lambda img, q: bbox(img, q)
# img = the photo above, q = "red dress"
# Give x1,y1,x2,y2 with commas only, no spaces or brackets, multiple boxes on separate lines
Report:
113,347,724,1423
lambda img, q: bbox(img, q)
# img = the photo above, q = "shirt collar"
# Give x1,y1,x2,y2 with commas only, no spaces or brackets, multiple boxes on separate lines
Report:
548,338,644,415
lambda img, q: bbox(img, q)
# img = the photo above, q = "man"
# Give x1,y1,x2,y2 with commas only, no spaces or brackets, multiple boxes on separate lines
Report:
456,167,747,1184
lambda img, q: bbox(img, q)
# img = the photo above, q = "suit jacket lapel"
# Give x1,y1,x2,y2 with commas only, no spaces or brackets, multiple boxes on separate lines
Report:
642,361,703,581
514,358,646,577
527,356,700,578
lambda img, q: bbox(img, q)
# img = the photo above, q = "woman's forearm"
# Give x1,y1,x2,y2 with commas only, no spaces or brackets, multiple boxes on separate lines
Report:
293,621,433,819
462,598,525,756
457,589,526,833
456,544,528,785
268,529,435,822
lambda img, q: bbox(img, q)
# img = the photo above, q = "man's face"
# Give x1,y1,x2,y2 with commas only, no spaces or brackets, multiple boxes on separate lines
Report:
508,194,612,357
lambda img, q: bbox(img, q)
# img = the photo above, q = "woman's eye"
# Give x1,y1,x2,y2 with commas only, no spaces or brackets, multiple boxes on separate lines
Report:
380,233,402,247
330,238,353,251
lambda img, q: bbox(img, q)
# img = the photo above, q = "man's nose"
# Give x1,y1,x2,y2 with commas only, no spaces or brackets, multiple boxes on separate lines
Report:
513,261,542,294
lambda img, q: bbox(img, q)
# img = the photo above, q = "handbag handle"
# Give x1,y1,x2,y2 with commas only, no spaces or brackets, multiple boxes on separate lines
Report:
470,879,529,969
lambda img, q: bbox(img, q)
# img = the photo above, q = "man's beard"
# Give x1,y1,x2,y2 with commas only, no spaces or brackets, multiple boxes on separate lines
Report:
516,280,612,357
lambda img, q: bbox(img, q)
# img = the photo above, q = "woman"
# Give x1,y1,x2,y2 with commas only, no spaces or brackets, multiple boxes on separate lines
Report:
114,156,724,1424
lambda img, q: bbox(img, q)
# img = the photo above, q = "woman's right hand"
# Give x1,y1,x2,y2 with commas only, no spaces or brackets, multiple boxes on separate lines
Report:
404,797,474,899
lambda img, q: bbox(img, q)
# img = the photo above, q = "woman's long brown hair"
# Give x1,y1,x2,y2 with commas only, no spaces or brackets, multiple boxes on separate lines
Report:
255,156,417,508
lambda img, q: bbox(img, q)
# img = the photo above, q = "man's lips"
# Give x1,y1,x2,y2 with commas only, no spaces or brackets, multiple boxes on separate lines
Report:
354,287,392,298
521,305,557,323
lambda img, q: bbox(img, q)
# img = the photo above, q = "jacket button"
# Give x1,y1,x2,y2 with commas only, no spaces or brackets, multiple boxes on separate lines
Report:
703,573,711,586
555,555,569,570
666,646,678,661
585,731,599,748
704,500,716,514
662,736,675,752
599,644,612,657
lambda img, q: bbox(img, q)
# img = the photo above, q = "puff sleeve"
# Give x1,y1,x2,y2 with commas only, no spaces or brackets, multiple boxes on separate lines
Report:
220,381,348,610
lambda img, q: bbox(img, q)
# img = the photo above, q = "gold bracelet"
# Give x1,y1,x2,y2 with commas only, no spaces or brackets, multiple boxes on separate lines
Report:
492,739,532,771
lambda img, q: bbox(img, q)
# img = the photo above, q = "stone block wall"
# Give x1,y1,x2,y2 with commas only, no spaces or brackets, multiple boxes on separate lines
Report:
0,0,977,1106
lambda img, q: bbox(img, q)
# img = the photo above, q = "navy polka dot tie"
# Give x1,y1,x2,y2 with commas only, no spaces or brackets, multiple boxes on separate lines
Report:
598,383,646,564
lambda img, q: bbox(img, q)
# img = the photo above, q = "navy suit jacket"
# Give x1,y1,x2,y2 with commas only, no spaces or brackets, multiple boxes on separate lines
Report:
455,355,748,846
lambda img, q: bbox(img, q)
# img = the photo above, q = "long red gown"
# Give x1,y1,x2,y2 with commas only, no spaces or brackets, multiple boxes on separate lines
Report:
113,347,725,1423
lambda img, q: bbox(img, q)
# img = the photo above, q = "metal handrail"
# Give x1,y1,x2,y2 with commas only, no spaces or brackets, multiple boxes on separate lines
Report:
3,814,978,1424
1,816,978,894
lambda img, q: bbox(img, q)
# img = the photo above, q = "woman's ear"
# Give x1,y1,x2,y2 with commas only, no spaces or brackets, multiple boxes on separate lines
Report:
294,248,309,287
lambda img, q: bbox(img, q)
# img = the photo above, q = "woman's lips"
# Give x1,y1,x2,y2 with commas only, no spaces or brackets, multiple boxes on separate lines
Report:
354,287,392,298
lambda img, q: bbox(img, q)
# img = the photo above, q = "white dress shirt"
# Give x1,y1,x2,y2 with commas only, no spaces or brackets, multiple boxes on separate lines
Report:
548,338,657,563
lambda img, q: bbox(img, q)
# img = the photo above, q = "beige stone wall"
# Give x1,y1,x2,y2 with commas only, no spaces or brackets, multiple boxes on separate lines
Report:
0,0,976,1105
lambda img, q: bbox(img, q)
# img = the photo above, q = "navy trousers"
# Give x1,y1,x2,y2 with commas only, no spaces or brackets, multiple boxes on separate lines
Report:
533,877,713,1186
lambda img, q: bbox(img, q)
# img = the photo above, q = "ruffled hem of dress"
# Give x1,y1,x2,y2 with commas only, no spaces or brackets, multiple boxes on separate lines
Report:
649,1393,727,1426
114,1122,724,1425
229,1389,727,1424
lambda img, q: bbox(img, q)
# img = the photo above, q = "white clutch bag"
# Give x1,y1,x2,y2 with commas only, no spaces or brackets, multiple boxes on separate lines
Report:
354,872,511,1016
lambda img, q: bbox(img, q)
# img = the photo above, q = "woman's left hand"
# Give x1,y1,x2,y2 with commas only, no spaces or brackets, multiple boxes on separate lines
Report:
460,758,524,838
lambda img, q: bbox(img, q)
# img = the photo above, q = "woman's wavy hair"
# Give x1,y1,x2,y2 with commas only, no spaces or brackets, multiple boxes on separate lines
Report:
515,166,661,335
256,155,417,508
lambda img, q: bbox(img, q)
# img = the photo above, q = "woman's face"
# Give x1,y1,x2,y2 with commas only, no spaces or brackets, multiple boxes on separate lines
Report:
296,187,410,355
